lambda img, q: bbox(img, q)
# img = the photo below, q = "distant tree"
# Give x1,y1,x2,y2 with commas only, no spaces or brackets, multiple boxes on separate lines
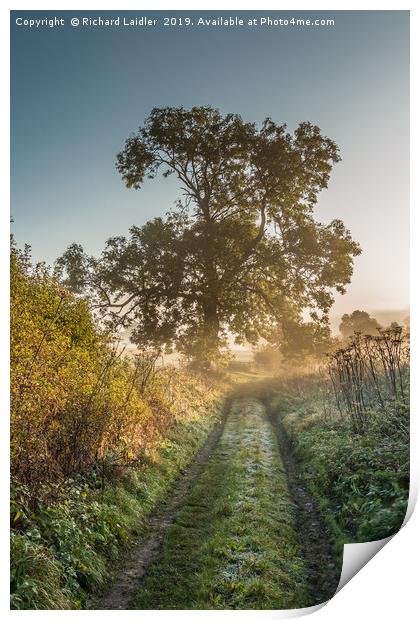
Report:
58,106,361,367
339,310,381,339
253,345,283,370
271,317,336,359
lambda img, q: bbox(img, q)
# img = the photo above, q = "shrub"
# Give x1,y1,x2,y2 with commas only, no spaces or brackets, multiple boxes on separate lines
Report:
11,244,219,491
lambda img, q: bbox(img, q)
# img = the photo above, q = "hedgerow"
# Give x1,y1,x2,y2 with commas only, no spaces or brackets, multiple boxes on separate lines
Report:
10,243,225,608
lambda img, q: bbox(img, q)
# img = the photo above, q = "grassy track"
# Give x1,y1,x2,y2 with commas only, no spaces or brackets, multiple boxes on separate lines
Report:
133,399,309,610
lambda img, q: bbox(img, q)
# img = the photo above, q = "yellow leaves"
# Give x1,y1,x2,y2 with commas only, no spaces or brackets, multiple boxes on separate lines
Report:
11,247,225,491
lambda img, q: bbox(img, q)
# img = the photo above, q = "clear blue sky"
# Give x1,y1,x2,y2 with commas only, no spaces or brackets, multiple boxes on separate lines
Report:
11,10,409,318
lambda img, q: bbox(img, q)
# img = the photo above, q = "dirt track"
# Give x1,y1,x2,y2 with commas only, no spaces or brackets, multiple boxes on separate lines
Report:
94,397,339,610
93,398,230,610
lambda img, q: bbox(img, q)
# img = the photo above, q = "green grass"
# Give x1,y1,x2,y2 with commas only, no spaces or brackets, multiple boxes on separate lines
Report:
134,398,309,610
266,383,409,555
10,394,224,610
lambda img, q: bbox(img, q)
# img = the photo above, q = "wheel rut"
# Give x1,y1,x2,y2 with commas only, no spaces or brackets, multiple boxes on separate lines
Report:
92,399,231,610
265,402,341,604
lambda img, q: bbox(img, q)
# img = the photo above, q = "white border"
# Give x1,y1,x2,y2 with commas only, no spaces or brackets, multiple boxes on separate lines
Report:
2,2,418,618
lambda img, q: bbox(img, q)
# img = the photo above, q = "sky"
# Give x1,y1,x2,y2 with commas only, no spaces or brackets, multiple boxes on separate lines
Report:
10,10,409,322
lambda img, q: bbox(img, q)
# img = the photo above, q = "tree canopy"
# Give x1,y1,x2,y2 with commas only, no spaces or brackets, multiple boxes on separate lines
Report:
58,106,361,366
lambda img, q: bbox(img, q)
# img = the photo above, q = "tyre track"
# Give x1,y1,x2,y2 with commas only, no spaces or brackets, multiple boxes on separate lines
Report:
93,398,231,610
265,402,340,604
93,394,340,609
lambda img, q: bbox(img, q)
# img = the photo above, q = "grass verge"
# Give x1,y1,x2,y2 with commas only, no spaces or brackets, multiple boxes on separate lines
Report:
264,378,409,557
10,387,225,610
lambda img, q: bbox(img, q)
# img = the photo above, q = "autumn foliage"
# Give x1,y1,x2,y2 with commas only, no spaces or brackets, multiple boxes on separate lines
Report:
11,244,217,493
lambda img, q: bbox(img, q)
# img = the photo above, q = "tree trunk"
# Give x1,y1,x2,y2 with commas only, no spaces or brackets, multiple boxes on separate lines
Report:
200,294,220,368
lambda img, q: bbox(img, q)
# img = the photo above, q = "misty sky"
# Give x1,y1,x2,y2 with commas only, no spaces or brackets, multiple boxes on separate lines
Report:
11,10,409,319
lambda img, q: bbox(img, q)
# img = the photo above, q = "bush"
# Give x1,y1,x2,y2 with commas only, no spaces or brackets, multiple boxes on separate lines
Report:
10,244,219,489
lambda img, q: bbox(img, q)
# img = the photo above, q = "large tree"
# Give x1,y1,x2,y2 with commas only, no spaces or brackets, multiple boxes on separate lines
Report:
58,106,361,366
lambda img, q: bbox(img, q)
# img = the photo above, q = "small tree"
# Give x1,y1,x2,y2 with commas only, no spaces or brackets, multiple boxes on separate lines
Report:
339,310,381,340
58,106,361,367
